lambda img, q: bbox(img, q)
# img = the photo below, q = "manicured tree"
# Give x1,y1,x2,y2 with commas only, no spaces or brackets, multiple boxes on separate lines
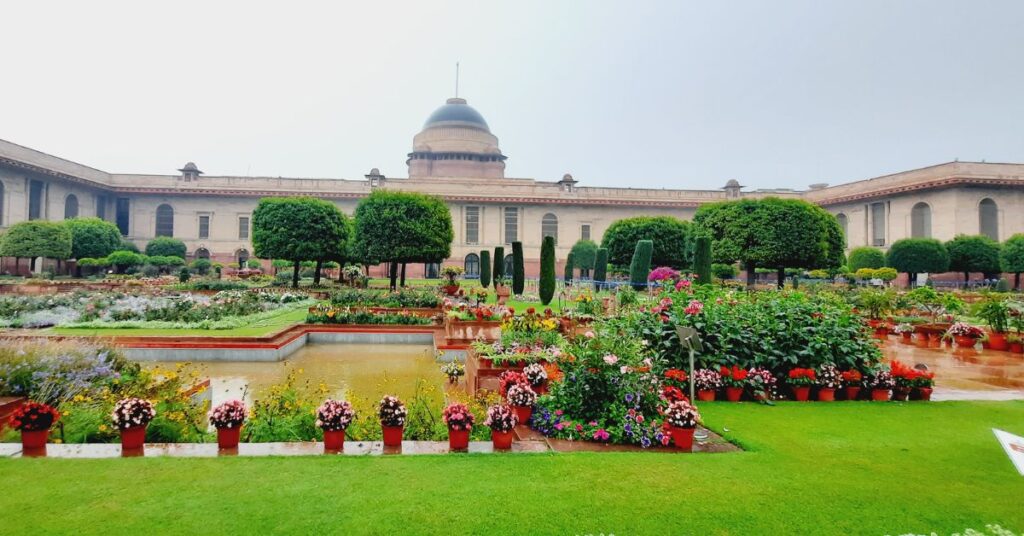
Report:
1000,234,1024,289
692,235,712,285
593,247,609,290
479,250,491,288
564,251,575,283
310,205,350,286
0,221,73,273
511,241,525,295
848,246,886,271
946,235,1002,283
492,246,505,289
600,216,691,270
569,239,598,278
144,237,187,259
105,250,145,274
886,238,949,285
63,217,121,261
539,236,556,305
629,240,653,290
253,197,349,288
191,258,212,276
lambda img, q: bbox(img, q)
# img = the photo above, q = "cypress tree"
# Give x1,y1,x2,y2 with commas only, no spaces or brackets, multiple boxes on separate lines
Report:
693,236,712,285
564,251,575,283
480,250,491,288
593,247,608,291
539,236,555,305
629,240,653,290
493,246,505,289
512,241,525,295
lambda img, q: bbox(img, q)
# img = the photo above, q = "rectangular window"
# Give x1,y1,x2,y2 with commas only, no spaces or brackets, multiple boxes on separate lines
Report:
581,224,591,241
28,180,44,220
96,195,107,220
198,215,210,239
504,207,518,244
465,206,480,244
871,202,886,246
238,216,250,240
115,198,130,236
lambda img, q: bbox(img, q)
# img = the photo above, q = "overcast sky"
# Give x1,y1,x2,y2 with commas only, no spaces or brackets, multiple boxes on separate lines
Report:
2,0,1022,190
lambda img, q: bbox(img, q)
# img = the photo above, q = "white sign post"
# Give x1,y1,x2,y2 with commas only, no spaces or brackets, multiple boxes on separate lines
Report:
993,429,1024,476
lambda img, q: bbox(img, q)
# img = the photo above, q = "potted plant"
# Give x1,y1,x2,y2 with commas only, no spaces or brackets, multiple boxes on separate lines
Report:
693,368,722,402
523,363,549,394
8,401,59,450
946,322,984,349
889,360,915,401
442,403,475,451
841,370,863,401
112,397,156,450
316,399,355,451
484,404,519,450
816,364,841,402
664,399,701,451
1009,334,1024,354
209,399,248,449
893,323,915,341
858,288,894,335
494,275,511,305
719,365,747,402
910,369,935,401
439,265,464,296
973,295,1010,350
746,367,777,401
787,368,816,401
470,287,488,305
378,395,407,447
440,361,465,384
506,383,538,425
866,370,894,401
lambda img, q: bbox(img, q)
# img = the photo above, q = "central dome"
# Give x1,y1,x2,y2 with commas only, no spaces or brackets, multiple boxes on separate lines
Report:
423,97,490,131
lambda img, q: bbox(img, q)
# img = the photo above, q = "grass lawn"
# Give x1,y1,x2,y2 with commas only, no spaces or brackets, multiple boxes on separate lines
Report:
48,306,309,338
2,402,1022,535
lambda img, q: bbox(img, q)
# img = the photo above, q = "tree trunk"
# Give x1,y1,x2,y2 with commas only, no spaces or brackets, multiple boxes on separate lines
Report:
909,273,917,288
389,261,398,290
337,264,345,283
14,257,19,276
292,260,300,289
400,263,407,287
313,259,323,286
776,267,785,289
745,262,756,289
964,271,970,285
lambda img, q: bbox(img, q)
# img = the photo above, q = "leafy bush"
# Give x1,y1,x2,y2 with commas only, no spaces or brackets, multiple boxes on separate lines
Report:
145,237,187,259
329,288,440,308
848,247,886,271
711,263,737,280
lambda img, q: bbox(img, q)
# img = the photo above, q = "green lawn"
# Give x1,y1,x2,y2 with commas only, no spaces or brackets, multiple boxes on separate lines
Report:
48,307,308,338
2,402,1022,535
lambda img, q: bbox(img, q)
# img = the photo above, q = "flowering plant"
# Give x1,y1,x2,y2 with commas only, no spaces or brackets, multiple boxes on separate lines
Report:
208,399,247,429
719,365,748,388
499,370,530,396
692,368,722,392
484,404,519,432
947,322,984,338
8,401,60,432
471,287,489,303
664,399,700,429
440,361,465,382
910,369,935,388
866,370,894,390
506,383,538,407
442,403,475,431
111,397,156,430
378,395,407,427
440,265,464,284
893,323,915,334
817,364,841,389
315,399,355,431
787,368,817,386
523,363,548,387
841,369,863,387
648,266,680,283
747,367,777,398
683,299,704,315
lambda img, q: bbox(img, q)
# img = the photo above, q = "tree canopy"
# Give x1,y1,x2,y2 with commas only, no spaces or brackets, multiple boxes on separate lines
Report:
946,234,1001,282
848,247,886,271
0,221,72,262
253,197,351,288
886,239,949,283
145,237,187,259
600,216,691,269
1000,234,1024,289
63,217,122,260
569,239,598,274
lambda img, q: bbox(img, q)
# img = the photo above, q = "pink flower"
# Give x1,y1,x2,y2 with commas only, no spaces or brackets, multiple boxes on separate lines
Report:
675,279,692,291
584,331,595,339
684,300,703,315
555,422,566,430
643,358,652,368
620,365,631,374
636,414,645,423
603,354,619,365
555,409,563,416
593,429,610,441
576,424,583,432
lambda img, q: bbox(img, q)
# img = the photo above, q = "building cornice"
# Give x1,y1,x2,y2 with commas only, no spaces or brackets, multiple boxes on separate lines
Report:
813,176,1024,206
0,156,109,190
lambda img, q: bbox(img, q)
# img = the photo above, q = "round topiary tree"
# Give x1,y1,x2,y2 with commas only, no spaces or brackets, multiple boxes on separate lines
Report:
511,241,525,295
886,238,949,285
568,239,598,278
144,237,187,259
539,236,556,305
600,216,691,270
629,240,653,290
946,234,1002,283
479,250,491,288
1000,233,1024,289
593,247,609,290
64,217,122,261
848,246,886,271
0,220,73,274
105,250,145,274
255,197,351,288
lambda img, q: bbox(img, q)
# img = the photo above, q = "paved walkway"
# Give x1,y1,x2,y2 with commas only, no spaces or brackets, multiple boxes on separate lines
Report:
881,338,1024,401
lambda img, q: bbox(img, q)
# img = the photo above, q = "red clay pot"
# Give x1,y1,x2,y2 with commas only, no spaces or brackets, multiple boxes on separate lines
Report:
845,386,861,401
449,428,469,450
874,327,889,338
382,425,403,447
120,425,147,450
491,430,513,450
513,405,533,425
217,425,242,449
697,390,716,402
21,429,49,449
981,339,992,350
442,285,460,296
671,426,695,451
901,332,913,341
792,386,810,401
479,358,493,368
817,388,836,402
954,336,978,349
1011,342,1024,354
892,387,910,401
915,387,933,401
533,383,548,395
725,387,743,402
871,389,890,401
989,332,1008,351
323,429,345,451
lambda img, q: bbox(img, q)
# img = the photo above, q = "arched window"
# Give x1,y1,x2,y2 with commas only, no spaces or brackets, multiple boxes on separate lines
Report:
155,204,174,237
464,253,480,278
836,213,848,247
911,202,931,238
504,254,513,276
64,194,79,219
542,213,558,245
236,249,250,267
979,198,999,240
194,247,210,260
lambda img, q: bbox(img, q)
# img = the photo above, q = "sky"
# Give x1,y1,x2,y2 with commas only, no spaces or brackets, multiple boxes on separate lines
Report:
2,0,1023,190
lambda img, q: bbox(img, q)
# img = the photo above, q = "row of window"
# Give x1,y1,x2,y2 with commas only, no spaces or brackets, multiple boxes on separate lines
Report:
463,207,591,246
154,204,249,240
835,198,999,246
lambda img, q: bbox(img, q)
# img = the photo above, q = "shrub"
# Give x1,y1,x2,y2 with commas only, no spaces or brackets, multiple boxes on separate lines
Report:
601,216,691,269
564,251,575,283
144,237,187,259
946,234,1001,282
539,236,555,305
512,241,525,295
190,258,212,275
246,259,262,270
492,246,505,288
848,247,886,271
64,217,122,260
629,240,653,289
479,250,491,288
874,267,898,282
711,263,737,280
105,250,145,273
886,238,949,282
178,267,190,283
593,248,609,289
569,239,598,276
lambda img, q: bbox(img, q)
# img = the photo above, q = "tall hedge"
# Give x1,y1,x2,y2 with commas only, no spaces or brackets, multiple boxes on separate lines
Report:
511,241,525,295
693,235,712,285
493,246,505,288
539,236,555,305
629,240,653,290
564,251,575,283
480,250,491,288
593,247,608,290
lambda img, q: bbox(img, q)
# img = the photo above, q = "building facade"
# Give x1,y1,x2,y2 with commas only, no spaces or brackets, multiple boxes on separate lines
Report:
1,97,1022,279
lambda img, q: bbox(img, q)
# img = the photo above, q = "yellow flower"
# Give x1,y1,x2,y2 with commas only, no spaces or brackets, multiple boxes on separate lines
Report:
99,425,108,432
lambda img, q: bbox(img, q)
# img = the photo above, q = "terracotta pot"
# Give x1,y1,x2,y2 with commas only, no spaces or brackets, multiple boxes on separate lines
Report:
954,336,978,349
21,429,49,449
982,339,992,350
217,425,242,449
479,357,493,368
1011,342,1024,354
449,428,469,450
671,426,695,451
915,387,933,401
491,429,514,450
513,405,533,425
323,429,345,451
927,334,942,348
817,388,836,402
901,332,913,341
892,387,910,401
697,390,716,402
382,425,403,447
442,285,460,296
533,382,548,395
845,386,861,401
120,425,147,450
989,331,1009,351
725,386,743,402
871,389,890,401
792,386,810,401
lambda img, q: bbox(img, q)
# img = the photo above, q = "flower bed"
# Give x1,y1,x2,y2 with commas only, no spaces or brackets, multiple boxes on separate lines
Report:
329,288,440,309
305,304,436,325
